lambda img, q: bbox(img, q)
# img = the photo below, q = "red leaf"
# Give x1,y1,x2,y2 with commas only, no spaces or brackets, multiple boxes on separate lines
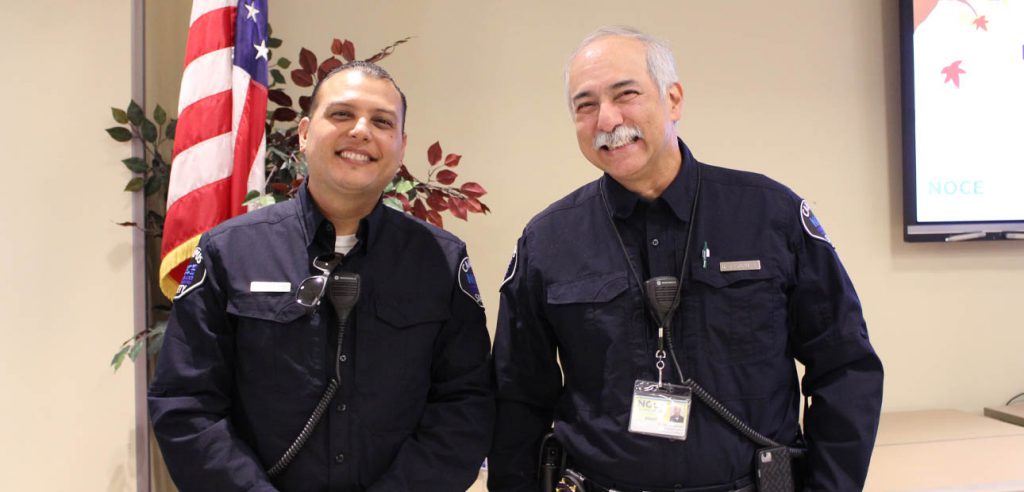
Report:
427,141,442,166
436,169,458,185
427,190,449,211
412,198,428,220
460,182,487,197
426,210,444,228
291,177,305,188
272,107,298,122
291,69,314,87
396,193,411,210
396,165,414,181
465,196,483,213
298,48,317,74
444,153,461,167
331,38,344,55
318,57,343,80
268,89,293,107
341,40,356,63
448,197,468,220
270,182,290,193
298,96,312,114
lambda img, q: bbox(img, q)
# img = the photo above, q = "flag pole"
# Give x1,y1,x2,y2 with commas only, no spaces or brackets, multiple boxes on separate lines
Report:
130,0,151,490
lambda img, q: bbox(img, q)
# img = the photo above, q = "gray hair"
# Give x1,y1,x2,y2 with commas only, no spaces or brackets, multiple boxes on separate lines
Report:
564,26,679,113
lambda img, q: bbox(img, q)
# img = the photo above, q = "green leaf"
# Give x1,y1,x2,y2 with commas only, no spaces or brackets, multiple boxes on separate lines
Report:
122,157,147,173
243,189,262,202
277,57,291,69
395,179,414,194
111,345,130,370
383,196,404,212
166,119,177,139
154,104,167,125
141,119,158,143
244,194,276,208
112,107,129,124
270,69,285,85
106,127,133,142
127,100,144,126
144,175,163,196
147,332,165,355
124,177,145,192
267,37,282,48
384,180,396,194
128,340,144,361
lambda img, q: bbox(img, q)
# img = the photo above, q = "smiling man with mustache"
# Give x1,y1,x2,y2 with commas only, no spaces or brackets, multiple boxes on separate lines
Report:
489,27,883,492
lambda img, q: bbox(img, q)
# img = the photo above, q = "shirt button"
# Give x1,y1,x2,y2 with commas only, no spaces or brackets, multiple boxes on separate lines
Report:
335,453,345,464
337,402,347,412
339,354,348,362
651,238,660,246
325,223,334,232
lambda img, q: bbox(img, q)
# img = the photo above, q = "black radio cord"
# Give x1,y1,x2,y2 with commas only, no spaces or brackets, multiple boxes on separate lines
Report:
268,271,360,478
267,315,347,477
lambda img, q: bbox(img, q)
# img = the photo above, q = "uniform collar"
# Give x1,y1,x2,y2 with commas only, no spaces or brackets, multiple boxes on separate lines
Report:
297,180,386,254
604,138,698,222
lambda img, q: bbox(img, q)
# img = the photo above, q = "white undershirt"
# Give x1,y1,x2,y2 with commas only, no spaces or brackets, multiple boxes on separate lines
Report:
335,234,358,255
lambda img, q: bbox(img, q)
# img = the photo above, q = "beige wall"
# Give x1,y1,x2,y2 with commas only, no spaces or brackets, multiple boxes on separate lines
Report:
0,1,136,491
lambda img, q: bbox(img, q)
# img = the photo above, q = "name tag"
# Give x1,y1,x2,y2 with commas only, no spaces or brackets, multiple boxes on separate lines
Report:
720,260,761,272
250,281,292,293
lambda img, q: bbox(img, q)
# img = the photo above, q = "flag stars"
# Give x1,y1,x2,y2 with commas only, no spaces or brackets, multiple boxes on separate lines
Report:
244,2,260,21
253,40,269,61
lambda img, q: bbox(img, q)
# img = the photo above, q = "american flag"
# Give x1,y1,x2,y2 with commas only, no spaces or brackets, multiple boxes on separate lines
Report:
159,0,269,299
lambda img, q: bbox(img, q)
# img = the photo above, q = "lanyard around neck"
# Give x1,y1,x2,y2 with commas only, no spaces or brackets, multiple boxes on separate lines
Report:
598,163,703,376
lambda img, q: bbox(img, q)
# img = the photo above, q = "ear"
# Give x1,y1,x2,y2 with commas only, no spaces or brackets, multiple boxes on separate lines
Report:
297,117,311,152
667,82,684,121
398,132,408,167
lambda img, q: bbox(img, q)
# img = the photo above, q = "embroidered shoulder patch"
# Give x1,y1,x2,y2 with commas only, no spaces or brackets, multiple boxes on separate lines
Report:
174,246,208,300
500,246,518,288
458,257,483,307
800,200,834,248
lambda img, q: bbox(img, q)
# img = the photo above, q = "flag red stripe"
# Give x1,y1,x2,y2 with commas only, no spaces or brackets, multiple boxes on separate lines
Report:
229,81,268,215
182,6,236,68
171,90,232,157
161,177,234,257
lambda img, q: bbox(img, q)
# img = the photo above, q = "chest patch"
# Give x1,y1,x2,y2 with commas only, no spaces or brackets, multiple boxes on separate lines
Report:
174,246,207,300
459,257,483,307
800,200,834,248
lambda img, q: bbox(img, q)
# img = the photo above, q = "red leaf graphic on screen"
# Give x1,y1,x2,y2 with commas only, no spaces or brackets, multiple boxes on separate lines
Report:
973,16,988,31
941,61,966,88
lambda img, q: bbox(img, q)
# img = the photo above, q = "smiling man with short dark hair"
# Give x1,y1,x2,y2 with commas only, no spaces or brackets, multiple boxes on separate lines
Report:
150,62,494,492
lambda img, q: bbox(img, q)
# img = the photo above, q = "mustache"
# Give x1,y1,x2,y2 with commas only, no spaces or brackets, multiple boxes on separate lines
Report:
593,125,643,150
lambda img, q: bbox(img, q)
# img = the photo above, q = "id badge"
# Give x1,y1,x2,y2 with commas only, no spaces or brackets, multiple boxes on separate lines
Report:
628,379,692,440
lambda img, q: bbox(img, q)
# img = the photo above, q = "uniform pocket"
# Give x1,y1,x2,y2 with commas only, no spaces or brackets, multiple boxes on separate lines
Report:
690,261,784,365
545,272,637,413
227,292,322,394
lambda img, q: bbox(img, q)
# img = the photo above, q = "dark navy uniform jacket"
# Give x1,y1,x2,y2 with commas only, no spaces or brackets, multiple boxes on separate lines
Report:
149,183,494,492
489,139,883,491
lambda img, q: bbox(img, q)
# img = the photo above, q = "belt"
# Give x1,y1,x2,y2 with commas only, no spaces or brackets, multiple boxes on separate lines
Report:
562,468,756,492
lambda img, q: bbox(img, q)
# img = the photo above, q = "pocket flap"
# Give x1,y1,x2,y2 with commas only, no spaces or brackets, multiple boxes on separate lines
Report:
374,298,449,327
546,272,629,305
227,292,308,323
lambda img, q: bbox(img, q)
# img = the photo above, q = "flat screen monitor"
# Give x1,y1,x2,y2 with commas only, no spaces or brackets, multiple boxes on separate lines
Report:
900,0,1024,242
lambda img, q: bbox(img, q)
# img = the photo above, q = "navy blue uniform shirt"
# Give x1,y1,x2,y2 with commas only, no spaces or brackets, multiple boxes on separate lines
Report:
489,139,883,491
149,182,495,492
